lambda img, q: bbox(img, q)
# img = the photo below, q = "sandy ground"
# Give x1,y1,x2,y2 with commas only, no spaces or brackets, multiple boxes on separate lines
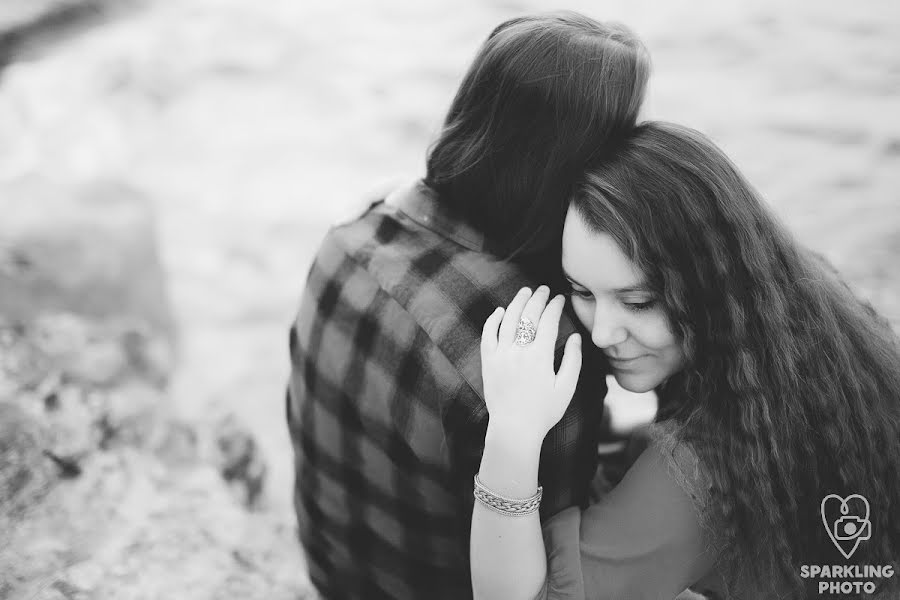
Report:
3,0,899,538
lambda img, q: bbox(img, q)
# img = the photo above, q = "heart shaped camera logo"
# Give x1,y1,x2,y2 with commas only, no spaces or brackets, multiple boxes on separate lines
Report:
821,494,872,559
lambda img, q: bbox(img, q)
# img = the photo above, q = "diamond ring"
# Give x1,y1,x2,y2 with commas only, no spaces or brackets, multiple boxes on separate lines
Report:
514,317,537,346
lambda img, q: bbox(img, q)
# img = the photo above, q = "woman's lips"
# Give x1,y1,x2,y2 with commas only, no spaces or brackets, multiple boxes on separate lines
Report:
606,355,647,369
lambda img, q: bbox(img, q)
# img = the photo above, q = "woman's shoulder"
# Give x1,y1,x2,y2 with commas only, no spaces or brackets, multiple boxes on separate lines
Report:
540,421,726,599
646,422,706,499
645,421,753,598
644,421,723,531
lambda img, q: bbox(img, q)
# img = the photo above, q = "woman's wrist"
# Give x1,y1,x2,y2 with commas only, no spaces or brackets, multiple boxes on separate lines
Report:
485,418,547,451
478,424,544,500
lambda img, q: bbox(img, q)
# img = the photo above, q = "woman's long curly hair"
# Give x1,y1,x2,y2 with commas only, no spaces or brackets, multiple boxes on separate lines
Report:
572,121,900,597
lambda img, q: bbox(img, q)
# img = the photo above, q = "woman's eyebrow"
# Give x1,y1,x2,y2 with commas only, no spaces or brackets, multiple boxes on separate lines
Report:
563,268,648,294
615,285,650,294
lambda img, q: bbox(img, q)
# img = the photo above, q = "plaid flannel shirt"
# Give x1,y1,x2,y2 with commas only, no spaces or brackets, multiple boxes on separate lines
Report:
286,182,608,599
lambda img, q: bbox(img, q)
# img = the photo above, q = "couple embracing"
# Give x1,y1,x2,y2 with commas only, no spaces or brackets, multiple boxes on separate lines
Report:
287,11,900,600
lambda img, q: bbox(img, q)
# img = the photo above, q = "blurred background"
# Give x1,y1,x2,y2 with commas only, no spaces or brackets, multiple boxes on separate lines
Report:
1,0,898,598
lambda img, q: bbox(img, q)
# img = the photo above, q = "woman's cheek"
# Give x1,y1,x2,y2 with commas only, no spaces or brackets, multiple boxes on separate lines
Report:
637,310,679,350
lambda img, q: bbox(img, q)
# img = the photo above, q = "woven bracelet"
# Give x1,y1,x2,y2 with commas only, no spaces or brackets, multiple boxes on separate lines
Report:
473,474,542,517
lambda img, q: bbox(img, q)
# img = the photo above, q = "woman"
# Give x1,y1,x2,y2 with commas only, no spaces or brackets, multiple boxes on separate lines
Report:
471,122,900,599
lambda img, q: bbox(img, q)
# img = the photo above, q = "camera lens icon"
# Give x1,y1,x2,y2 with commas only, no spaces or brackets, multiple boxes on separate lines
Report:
834,516,871,541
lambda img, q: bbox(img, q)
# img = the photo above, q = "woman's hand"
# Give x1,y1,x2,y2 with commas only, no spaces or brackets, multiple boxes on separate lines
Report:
480,286,583,444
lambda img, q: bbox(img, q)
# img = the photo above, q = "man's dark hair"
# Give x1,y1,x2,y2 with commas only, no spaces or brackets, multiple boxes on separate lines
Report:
425,11,650,270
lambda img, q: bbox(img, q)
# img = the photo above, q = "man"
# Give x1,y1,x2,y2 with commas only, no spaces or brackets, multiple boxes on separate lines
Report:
287,12,650,599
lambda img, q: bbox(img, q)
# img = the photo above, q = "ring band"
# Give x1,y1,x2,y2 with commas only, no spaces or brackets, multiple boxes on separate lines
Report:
514,317,537,346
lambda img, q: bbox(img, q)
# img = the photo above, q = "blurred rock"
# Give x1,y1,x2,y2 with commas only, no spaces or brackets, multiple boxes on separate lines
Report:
0,401,55,534
40,384,97,464
0,320,291,598
97,382,163,449
0,0,140,72
214,414,268,509
0,451,312,600
150,415,200,467
0,175,175,345
0,0,107,33
0,317,48,393
0,313,174,474
0,164,300,599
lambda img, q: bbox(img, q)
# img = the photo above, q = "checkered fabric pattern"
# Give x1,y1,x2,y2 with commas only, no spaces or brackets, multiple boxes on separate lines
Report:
286,182,608,599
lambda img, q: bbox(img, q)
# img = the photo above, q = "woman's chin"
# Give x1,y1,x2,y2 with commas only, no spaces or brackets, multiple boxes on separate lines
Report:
612,371,659,394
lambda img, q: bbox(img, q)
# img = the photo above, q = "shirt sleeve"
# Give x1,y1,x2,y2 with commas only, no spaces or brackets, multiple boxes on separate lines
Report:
537,442,718,600
442,388,489,558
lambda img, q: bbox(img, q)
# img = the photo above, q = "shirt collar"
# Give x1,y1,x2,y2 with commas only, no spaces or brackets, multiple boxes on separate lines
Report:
387,180,488,253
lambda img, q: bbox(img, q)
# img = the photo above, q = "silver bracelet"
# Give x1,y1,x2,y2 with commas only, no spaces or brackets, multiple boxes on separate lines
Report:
473,473,542,517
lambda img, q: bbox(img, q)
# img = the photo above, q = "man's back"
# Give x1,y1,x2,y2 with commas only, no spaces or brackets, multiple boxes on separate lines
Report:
287,184,607,599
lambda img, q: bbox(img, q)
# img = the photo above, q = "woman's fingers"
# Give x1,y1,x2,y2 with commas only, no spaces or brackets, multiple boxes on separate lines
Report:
535,294,565,351
481,306,504,355
517,285,550,338
479,287,581,443
498,287,533,344
555,333,582,400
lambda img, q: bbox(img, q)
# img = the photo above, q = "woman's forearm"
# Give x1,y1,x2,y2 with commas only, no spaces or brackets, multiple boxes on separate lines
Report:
470,424,548,600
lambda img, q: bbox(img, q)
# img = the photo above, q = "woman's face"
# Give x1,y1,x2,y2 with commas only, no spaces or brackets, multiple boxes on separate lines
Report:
561,208,687,393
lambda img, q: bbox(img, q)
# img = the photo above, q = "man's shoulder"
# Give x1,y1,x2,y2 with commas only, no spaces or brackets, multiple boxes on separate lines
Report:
319,202,530,316
303,202,550,404
311,202,583,354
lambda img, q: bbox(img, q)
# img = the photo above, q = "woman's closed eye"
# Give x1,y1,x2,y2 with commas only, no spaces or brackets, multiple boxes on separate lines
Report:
623,298,656,312
565,277,657,311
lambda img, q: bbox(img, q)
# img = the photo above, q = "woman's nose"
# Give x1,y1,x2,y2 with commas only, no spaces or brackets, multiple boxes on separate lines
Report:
591,304,628,348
